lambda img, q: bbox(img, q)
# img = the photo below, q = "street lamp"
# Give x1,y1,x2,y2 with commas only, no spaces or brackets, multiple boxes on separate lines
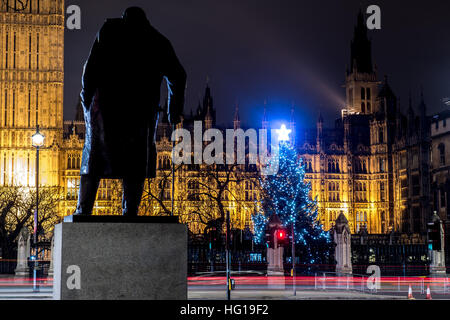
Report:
31,125,44,292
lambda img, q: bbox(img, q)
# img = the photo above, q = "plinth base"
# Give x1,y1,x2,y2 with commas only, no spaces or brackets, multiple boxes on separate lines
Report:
336,266,353,276
266,270,285,289
14,268,29,277
53,218,187,300
430,267,447,277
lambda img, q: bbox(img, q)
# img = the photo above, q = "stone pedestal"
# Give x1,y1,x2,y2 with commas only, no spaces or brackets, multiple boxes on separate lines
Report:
265,214,286,289
53,216,187,300
267,247,284,274
430,250,446,276
48,236,54,277
15,228,30,277
267,247,285,290
333,213,352,275
429,214,446,276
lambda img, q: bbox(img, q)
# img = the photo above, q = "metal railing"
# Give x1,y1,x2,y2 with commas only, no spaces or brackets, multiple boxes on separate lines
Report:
314,272,373,293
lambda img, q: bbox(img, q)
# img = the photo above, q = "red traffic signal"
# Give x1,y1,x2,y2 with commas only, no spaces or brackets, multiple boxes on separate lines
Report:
277,230,286,241
275,228,288,246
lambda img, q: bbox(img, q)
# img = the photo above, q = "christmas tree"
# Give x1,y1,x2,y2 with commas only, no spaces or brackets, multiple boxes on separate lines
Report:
252,141,333,266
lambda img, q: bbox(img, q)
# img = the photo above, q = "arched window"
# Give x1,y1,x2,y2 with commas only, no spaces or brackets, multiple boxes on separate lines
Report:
367,102,371,113
366,88,371,100
361,87,365,100
361,102,366,113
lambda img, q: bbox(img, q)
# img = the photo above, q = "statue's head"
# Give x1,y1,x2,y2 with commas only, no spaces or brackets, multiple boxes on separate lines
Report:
122,7,148,24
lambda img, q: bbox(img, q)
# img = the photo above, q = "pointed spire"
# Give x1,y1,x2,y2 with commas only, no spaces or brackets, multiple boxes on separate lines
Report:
290,102,295,124
234,102,240,122
204,94,213,129
75,97,84,122
316,112,323,151
234,101,241,130
262,99,268,129
318,112,324,124
196,100,202,116
419,86,426,108
263,99,267,118
419,86,427,123
350,8,373,74
203,81,213,119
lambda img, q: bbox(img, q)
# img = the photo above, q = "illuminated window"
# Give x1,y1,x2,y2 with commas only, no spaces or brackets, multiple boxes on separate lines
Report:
356,211,367,232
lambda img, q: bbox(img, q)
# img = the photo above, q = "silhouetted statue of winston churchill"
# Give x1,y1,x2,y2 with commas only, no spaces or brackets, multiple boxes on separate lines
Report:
75,7,186,216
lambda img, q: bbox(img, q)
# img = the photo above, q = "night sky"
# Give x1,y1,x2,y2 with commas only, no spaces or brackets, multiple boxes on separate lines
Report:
64,0,450,129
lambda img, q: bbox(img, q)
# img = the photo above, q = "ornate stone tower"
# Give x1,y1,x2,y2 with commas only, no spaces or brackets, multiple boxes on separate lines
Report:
0,0,64,186
345,10,379,115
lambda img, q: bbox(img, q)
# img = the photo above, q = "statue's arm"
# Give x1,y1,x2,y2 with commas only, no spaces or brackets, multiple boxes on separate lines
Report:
80,32,102,112
162,39,187,125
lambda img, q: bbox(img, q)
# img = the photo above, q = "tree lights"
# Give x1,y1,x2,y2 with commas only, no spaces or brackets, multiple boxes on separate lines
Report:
252,141,333,265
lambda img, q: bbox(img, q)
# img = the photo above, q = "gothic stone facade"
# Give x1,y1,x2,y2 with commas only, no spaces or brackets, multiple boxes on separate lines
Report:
0,4,446,238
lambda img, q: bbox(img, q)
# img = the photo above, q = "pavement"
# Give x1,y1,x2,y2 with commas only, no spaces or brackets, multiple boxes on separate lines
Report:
188,289,405,300
0,288,53,300
0,286,432,300
0,274,448,300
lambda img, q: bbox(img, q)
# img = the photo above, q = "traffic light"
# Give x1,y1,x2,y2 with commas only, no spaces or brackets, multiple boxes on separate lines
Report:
276,228,289,247
209,227,223,250
265,229,275,249
427,221,441,251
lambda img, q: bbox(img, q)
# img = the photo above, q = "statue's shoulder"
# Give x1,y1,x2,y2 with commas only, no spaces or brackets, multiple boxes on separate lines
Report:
97,18,124,41
149,26,172,48
102,18,124,32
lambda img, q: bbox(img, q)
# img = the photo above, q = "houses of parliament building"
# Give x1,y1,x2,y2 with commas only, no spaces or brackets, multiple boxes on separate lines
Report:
0,2,448,238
